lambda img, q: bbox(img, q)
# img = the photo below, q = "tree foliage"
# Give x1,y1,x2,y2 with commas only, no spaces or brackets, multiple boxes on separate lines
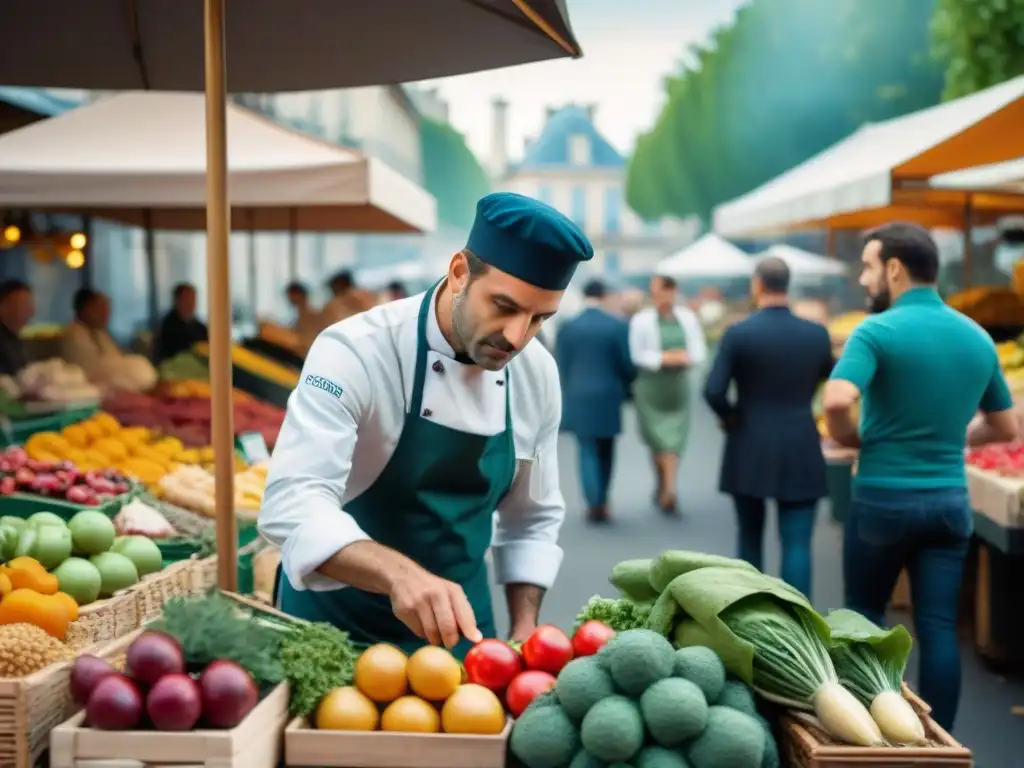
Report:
627,0,945,223
932,0,1024,100
419,116,491,230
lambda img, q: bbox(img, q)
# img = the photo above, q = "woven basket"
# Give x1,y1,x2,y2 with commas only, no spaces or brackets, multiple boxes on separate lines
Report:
134,557,201,624
0,627,136,768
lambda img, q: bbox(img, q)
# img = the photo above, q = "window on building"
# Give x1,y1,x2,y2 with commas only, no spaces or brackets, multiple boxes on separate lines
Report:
569,134,590,166
604,187,621,234
571,186,587,228
538,185,553,205
604,251,620,277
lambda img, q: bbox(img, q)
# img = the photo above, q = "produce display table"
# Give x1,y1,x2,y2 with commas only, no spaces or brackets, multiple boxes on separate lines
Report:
0,405,97,449
965,466,1024,668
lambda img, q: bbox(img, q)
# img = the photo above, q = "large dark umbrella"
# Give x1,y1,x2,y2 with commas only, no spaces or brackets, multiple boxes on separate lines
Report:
1,0,581,590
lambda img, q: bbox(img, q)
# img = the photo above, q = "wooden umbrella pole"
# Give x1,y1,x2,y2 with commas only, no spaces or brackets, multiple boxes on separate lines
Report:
204,0,239,592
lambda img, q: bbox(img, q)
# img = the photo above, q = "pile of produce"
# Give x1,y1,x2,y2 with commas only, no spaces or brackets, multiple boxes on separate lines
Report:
947,286,1024,326
72,630,262,731
582,551,926,750
102,389,285,450
510,627,778,768
86,354,159,394
194,342,301,389
3,358,101,405
0,445,133,504
314,643,507,736
111,498,177,539
966,442,1024,477
158,352,212,382
157,463,267,519
0,510,163,615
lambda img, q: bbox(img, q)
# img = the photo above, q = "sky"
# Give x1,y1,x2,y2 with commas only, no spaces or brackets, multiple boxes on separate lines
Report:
416,0,749,164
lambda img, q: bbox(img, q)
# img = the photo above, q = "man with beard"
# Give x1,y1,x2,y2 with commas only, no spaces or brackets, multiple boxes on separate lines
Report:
822,222,1017,732
260,192,591,656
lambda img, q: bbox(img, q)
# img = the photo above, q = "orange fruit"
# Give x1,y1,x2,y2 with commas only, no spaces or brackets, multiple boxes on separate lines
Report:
441,684,506,735
354,644,408,703
315,686,379,731
381,696,441,733
407,646,462,702
51,592,79,622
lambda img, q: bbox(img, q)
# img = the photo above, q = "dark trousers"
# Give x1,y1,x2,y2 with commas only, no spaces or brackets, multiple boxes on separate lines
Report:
578,437,615,508
733,495,818,600
843,485,971,733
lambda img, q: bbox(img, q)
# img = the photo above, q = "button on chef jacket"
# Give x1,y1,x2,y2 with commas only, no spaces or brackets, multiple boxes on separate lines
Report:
259,192,593,654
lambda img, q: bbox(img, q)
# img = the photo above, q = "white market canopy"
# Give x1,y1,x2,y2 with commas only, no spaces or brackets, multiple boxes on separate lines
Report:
757,243,847,278
0,91,437,233
931,156,1024,194
713,75,1024,237
656,234,754,279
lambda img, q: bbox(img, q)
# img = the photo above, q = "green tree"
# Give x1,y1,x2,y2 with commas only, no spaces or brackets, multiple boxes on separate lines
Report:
932,0,1024,100
419,117,491,230
628,0,944,222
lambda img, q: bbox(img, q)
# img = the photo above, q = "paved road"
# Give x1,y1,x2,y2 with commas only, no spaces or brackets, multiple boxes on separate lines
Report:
492,388,1024,767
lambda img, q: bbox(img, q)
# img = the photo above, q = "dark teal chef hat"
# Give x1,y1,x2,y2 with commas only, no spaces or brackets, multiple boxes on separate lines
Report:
466,192,594,291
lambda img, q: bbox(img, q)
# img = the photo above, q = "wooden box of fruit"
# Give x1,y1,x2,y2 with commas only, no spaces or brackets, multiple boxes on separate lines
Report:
50,627,290,768
0,620,135,768
778,686,972,767
284,642,512,768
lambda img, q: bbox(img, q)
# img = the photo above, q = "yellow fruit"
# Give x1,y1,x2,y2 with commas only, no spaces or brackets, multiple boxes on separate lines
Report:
153,437,185,457
315,686,380,731
80,420,104,442
93,438,128,462
407,646,462,702
62,424,90,448
64,448,90,467
380,696,441,733
92,412,120,436
441,684,506,735
25,432,71,460
176,449,201,464
199,447,216,463
354,644,409,703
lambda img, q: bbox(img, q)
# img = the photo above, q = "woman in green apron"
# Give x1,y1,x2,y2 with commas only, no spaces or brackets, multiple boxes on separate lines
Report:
628,275,708,513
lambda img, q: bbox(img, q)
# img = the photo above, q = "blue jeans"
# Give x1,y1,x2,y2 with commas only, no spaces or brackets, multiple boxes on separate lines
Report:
733,496,818,600
844,485,972,733
578,437,615,508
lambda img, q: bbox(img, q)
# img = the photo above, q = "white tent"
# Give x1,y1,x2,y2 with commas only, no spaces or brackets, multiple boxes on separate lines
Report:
713,75,1024,236
0,91,436,233
931,156,1024,194
757,244,847,278
656,234,754,279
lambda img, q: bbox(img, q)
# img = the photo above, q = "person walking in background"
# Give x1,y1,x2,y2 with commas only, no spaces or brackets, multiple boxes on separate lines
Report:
556,279,635,523
0,280,33,376
704,257,833,599
155,283,208,363
322,270,377,325
629,274,707,514
61,288,122,377
285,281,326,355
823,222,1017,731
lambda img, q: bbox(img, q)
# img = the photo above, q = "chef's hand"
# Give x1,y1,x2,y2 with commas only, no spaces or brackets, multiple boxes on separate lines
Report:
389,569,482,649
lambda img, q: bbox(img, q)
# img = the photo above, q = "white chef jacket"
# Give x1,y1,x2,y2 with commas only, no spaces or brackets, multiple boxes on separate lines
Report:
628,305,708,372
259,290,566,593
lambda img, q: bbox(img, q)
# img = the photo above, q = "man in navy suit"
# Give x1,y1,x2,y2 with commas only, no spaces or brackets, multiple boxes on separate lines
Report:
703,257,834,599
556,279,635,523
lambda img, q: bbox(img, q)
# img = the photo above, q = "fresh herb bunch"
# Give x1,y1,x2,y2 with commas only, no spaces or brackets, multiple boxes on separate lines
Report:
280,623,360,717
575,595,651,632
150,591,285,685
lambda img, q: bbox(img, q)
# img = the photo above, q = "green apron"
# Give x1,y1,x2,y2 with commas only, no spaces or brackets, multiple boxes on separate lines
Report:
277,282,516,658
634,313,690,455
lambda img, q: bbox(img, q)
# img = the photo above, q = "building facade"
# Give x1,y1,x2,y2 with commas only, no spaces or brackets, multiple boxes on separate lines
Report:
491,102,698,283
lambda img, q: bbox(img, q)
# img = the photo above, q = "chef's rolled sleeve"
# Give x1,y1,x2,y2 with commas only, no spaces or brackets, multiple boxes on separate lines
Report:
259,333,372,591
492,365,565,589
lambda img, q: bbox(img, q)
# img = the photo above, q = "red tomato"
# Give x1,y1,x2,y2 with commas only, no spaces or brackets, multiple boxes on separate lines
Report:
521,625,573,674
464,639,522,692
505,670,556,718
572,621,616,657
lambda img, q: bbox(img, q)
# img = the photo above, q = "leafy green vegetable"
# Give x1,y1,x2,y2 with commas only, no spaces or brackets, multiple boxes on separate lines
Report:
825,609,912,706
281,623,360,717
610,559,660,603
648,550,756,593
575,595,651,632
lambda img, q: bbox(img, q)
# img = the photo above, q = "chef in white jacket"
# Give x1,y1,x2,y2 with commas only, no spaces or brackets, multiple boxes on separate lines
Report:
259,192,593,657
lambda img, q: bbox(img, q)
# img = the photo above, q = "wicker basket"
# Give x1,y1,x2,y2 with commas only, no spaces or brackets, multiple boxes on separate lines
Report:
134,557,200,624
779,685,973,767
0,627,136,768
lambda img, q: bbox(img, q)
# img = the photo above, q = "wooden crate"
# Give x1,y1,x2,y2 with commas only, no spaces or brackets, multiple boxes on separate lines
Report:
284,717,511,768
0,625,135,768
49,682,290,768
779,687,973,767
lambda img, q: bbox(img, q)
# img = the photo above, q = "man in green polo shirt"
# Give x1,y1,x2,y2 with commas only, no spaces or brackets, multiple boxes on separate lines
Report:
823,222,1017,732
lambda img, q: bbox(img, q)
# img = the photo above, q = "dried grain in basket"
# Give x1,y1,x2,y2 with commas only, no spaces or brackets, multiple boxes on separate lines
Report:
0,626,136,768
63,589,138,651
779,685,973,767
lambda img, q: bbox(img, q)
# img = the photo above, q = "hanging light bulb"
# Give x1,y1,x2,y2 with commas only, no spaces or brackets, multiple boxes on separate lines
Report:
69,232,87,250
65,249,85,269
2,225,20,246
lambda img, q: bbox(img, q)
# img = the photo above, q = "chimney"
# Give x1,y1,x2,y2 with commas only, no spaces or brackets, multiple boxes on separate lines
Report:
585,103,597,122
490,97,509,179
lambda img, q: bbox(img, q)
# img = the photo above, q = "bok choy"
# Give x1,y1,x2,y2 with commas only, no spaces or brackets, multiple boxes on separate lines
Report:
667,566,883,746
826,609,924,744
